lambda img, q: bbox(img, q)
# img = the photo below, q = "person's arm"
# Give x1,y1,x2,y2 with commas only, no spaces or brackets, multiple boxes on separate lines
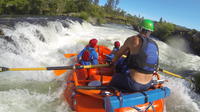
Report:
112,38,130,63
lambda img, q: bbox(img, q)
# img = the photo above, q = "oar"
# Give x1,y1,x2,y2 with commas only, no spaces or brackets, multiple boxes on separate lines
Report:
64,53,77,58
53,70,67,76
76,86,113,90
53,53,79,76
158,68,193,82
53,53,78,76
0,64,110,75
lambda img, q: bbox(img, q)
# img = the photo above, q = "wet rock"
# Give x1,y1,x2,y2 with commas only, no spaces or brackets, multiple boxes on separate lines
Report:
0,35,14,43
35,30,45,42
192,72,200,93
193,32,200,38
0,16,83,27
0,29,4,35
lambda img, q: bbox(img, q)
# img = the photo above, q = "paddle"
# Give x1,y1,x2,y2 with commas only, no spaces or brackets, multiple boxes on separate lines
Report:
0,64,110,75
158,68,193,82
53,53,78,76
64,53,78,58
76,86,113,90
53,69,67,76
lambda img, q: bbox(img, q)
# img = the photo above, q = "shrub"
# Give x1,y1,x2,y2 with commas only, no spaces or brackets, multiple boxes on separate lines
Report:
79,12,89,20
153,22,175,41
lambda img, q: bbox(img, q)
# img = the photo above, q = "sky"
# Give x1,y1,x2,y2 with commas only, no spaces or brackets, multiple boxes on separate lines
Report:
99,0,200,31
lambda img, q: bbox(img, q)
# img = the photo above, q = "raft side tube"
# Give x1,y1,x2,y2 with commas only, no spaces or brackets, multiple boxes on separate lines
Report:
104,87,170,111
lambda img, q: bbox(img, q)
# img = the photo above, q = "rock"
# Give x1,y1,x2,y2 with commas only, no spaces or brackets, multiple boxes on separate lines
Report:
0,29,4,35
193,32,200,38
88,17,99,25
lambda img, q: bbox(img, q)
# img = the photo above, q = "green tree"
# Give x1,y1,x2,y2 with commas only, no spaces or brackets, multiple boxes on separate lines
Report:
76,0,91,12
115,0,119,9
159,17,163,23
153,22,175,41
106,0,119,9
64,0,78,13
28,0,43,14
2,0,29,14
0,0,4,14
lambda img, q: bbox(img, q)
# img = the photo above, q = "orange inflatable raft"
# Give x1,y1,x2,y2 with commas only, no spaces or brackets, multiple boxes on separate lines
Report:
64,45,170,112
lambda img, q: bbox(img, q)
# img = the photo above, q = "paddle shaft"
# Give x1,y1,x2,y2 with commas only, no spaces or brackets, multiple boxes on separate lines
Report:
76,86,113,90
158,68,192,82
2,64,192,82
0,64,109,72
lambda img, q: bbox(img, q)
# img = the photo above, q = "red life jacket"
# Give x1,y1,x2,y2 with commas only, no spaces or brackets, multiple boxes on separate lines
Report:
81,47,92,61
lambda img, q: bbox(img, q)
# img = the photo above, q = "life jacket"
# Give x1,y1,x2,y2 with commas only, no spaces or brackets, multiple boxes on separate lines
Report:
112,47,119,52
127,35,159,74
81,47,93,61
106,47,119,62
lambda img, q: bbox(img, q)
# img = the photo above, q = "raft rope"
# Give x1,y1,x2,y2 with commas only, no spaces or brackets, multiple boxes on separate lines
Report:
132,102,155,112
132,106,143,112
141,92,148,103
130,92,156,112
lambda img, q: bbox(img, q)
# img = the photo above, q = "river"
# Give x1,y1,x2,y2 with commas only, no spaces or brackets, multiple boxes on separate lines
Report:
0,17,200,112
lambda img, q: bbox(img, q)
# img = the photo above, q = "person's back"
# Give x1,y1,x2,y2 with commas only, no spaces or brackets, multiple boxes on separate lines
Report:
110,19,159,92
126,35,158,84
77,39,98,65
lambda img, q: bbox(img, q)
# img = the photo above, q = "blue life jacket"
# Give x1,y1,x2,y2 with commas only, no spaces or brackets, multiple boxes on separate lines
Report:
77,46,98,65
106,47,120,62
127,35,159,74
112,47,119,52
115,57,129,74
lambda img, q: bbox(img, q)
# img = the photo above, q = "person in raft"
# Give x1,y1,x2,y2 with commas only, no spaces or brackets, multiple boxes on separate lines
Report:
110,19,159,92
77,38,99,65
106,41,121,62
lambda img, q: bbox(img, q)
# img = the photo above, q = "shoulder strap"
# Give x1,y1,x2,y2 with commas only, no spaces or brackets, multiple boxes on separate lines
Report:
138,35,148,50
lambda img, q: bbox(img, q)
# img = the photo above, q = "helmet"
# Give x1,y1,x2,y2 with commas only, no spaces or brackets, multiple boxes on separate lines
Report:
140,19,154,31
89,38,98,47
114,41,120,48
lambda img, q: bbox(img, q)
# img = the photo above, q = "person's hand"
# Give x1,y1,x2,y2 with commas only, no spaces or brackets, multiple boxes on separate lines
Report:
109,59,116,67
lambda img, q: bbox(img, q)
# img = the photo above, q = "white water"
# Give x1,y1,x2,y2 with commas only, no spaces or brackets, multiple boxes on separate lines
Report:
0,19,200,112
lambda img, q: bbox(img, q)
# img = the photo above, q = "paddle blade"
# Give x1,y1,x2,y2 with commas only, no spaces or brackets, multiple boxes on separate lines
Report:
64,53,77,58
53,70,67,76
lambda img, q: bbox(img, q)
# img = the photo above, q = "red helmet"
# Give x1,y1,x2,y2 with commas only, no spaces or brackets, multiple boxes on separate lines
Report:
89,38,98,47
114,41,120,48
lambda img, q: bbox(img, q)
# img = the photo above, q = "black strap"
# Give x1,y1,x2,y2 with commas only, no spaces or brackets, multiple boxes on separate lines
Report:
118,92,123,107
140,92,148,103
143,63,158,68
132,106,143,112
143,102,156,112
161,87,167,97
